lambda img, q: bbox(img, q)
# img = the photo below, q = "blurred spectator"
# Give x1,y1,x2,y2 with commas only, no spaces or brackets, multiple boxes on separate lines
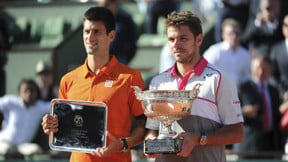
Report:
0,7,12,97
191,0,217,24
0,29,7,98
233,53,282,158
214,0,250,42
279,0,288,21
35,60,58,101
242,0,282,51
203,18,251,86
0,79,50,156
0,25,7,130
0,7,12,139
270,14,288,99
248,0,261,19
135,0,148,14
144,0,181,34
34,60,58,152
97,0,138,65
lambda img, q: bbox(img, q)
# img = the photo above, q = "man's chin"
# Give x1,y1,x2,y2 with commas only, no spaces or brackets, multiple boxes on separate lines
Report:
85,46,98,53
174,52,185,56
86,50,97,55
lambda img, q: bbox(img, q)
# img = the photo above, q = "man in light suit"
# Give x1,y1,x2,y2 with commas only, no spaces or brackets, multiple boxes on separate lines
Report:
270,14,288,99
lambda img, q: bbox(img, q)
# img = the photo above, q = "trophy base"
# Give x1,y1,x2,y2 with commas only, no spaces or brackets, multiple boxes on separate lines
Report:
144,138,182,154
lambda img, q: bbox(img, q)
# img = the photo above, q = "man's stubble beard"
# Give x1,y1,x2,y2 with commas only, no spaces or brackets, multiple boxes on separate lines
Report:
175,52,195,64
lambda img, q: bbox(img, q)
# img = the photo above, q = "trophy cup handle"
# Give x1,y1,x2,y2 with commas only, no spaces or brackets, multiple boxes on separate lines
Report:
131,86,143,100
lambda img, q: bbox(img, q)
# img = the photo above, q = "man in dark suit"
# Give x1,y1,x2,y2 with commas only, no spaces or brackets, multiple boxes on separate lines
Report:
270,14,288,99
233,52,282,158
241,0,283,51
97,0,138,65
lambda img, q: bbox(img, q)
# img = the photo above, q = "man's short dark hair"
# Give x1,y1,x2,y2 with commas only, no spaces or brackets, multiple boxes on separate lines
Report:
18,79,41,99
165,11,202,37
83,6,115,34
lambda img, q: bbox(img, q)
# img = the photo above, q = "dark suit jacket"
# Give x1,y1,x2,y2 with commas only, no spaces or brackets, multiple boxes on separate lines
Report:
233,80,282,153
110,8,137,65
271,40,288,98
241,17,283,50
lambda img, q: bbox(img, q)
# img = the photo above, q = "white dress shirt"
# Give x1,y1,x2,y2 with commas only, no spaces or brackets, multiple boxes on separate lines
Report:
203,41,251,86
0,95,50,145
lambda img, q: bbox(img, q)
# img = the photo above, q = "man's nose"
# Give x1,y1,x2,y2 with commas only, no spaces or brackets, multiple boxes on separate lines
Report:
87,32,95,41
173,40,182,47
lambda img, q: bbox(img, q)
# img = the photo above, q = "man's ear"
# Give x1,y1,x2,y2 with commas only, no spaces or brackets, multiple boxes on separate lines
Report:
108,30,115,42
196,34,203,46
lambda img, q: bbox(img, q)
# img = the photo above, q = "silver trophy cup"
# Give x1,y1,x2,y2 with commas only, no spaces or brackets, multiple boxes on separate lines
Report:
132,84,200,154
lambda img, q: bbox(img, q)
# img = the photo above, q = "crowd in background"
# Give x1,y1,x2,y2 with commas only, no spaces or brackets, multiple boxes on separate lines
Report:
0,0,288,160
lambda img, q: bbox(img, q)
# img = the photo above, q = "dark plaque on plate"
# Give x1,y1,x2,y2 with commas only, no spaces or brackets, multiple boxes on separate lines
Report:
49,99,107,153
144,138,182,154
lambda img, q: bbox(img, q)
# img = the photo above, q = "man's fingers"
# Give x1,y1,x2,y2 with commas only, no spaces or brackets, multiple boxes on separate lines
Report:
42,115,57,125
43,128,58,134
92,147,105,157
41,114,59,135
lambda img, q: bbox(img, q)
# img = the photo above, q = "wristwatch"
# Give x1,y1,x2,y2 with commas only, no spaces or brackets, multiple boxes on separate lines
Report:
120,138,129,152
199,132,208,145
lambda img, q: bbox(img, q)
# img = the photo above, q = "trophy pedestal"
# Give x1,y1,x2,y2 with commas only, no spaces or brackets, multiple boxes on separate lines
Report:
144,138,182,154
144,122,182,154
